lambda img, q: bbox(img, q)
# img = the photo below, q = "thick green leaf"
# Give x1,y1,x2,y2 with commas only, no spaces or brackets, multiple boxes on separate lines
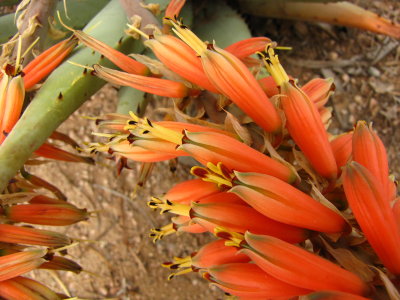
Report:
0,0,141,191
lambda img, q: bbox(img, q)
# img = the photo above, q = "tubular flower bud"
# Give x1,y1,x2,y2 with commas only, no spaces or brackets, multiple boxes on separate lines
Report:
0,224,71,247
280,81,337,180
343,162,400,274
304,290,372,300
23,37,78,90
0,276,61,300
0,249,47,281
40,255,82,274
0,74,25,144
162,239,249,279
162,179,221,205
4,203,89,226
73,30,149,75
93,64,190,98
169,19,282,133
230,172,347,233
204,263,311,299
224,37,272,59
352,121,394,201
34,142,94,164
171,215,207,234
330,132,353,174
263,47,337,180
181,131,297,183
301,78,335,109
241,233,369,295
144,34,219,92
190,202,308,243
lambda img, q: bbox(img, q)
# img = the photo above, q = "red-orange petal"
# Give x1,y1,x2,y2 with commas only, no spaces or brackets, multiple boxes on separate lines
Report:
243,232,369,295
280,81,337,179
231,172,347,233
343,162,400,274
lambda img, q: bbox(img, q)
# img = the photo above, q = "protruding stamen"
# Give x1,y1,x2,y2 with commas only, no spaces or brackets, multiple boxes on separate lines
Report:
259,44,290,87
148,197,190,216
149,223,176,242
166,19,207,56
190,162,233,189
214,227,244,248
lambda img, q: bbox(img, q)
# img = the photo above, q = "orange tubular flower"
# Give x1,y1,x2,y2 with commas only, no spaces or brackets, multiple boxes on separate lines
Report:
145,34,219,92
304,290,372,300
342,162,400,275
224,37,272,59
23,37,78,90
169,20,282,133
0,276,61,300
34,142,94,164
230,172,347,233
40,255,82,274
74,30,149,75
162,239,249,279
4,203,88,226
241,233,369,296
191,202,308,243
263,47,337,180
0,74,25,144
0,249,46,281
0,224,71,247
330,132,353,174
93,64,190,98
280,81,337,180
352,121,395,201
301,78,335,109
180,131,296,183
162,179,221,204
204,263,311,299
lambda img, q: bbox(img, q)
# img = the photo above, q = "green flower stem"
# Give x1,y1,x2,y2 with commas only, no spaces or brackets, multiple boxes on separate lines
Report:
0,0,140,192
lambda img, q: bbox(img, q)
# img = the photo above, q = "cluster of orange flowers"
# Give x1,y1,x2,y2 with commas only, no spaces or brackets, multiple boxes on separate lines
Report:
84,11,399,300
0,36,94,299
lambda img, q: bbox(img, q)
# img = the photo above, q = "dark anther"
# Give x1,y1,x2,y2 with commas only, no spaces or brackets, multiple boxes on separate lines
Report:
166,200,173,206
107,148,114,155
148,201,156,206
95,119,103,125
206,43,215,50
148,34,154,39
154,228,161,232
179,24,188,29
118,37,123,45
127,134,135,144
100,54,105,59
170,264,180,270
162,209,171,214
90,149,96,154
142,130,150,134
3,131,8,137
146,118,153,127
128,120,137,125
83,68,88,75
57,92,63,100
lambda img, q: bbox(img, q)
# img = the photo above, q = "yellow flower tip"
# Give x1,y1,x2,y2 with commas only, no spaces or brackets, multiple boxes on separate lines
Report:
213,227,244,247
149,223,176,243
261,44,290,87
190,163,233,189
147,196,190,216
168,18,207,56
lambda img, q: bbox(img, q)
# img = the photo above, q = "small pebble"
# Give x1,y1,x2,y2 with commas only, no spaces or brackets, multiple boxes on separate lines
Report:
342,73,350,83
368,66,381,77
354,95,363,104
329,51,339,60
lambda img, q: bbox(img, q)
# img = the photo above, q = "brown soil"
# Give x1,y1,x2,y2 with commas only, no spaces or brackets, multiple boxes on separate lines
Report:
22,1,400,299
